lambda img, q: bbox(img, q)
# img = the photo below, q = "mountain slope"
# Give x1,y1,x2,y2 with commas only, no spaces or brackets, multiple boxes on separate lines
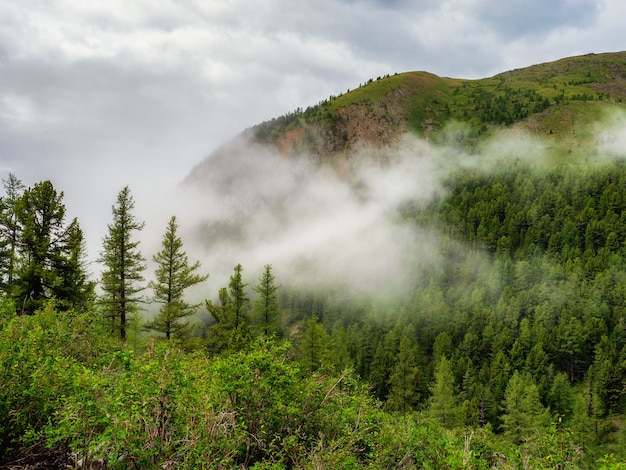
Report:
236,51,626,162
181,51,626,275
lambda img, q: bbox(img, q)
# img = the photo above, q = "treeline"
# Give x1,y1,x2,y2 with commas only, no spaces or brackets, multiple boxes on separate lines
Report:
435,160,626,273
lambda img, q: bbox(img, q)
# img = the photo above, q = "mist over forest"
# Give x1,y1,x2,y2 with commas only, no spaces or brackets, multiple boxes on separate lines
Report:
4,52,626,468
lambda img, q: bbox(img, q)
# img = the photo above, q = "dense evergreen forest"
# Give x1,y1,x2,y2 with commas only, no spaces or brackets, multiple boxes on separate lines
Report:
2,156,626,469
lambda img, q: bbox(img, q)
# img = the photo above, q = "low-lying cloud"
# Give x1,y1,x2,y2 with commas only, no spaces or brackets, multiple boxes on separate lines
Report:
170,135,446,300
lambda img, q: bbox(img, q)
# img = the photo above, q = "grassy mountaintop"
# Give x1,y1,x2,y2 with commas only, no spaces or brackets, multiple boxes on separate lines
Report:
246,51,626,160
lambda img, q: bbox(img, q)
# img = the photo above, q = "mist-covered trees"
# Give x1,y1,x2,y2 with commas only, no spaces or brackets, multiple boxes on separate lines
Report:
146,216,208,340
98,186,146,340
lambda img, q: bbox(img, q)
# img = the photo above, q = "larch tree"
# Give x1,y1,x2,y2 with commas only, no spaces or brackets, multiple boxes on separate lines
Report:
52,217,95,311
500,370,550,444
298,315,331,374
205,286,233,354
146,216,208,340
428,355,460,428
229,263,249,330
0,173,25,294
252,264,280,337
205,264,251,353
330,321,353,375
98,186,146,340
385,334,419,414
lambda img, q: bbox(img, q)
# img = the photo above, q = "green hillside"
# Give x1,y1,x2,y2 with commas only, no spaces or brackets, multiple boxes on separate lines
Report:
250,51,626,159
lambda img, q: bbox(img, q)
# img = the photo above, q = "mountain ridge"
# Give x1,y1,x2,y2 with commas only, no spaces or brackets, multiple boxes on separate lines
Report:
185,51,626,188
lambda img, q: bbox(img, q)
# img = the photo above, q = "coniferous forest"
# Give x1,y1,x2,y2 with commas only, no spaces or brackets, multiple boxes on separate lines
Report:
2,151,626,469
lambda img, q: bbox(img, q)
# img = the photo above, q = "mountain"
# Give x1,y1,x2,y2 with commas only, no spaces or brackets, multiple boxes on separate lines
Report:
180,51,626,290
187,51,626,185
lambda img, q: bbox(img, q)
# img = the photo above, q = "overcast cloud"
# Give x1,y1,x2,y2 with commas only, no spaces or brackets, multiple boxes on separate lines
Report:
0,0,621,271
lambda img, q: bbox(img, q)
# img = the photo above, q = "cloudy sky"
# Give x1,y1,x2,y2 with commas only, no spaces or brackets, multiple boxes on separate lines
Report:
0,0,622,264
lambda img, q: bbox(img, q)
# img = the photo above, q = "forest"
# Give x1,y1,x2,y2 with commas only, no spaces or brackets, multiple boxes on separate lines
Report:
2,155,626,469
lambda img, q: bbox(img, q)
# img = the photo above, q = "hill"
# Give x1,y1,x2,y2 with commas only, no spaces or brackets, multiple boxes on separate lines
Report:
251,51,626,156
182,51,626,263
185,51,626,189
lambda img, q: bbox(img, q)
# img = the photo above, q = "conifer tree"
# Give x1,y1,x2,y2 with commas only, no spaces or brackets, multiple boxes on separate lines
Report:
146,216,208,340
52,218,95,311
14,180,66,313
386,334,419,414
0,173,25,293
500,370,549,443
298,315,331,374
252,264,280,337
12,180,90,314
428,355,460,428
330,321,353,374
99,186,145,340
205,264,251,353
229,263,249,330
205,287,233,354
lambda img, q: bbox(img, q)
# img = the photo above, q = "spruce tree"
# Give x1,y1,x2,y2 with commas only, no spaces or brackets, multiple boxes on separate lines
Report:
52,218,95,311
98,186,145,340
229,263,249,330
330,321,353,375
500,370,549,443
205,286,233,354
146,216,208,340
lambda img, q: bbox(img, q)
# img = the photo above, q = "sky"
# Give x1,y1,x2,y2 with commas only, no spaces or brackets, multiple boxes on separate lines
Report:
0,0,624,284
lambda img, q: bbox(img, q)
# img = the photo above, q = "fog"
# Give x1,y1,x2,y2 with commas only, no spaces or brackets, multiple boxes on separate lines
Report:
48,111,626,308
154,114,626,304
141,135,450,302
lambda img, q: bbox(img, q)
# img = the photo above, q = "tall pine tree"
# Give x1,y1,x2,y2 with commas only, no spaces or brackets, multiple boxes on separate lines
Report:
99,186,145,340
298,315,331,374
428,355,460,428
146,216,208,340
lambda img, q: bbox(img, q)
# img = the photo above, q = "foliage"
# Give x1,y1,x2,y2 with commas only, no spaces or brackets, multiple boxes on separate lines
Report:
0,301,113,459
